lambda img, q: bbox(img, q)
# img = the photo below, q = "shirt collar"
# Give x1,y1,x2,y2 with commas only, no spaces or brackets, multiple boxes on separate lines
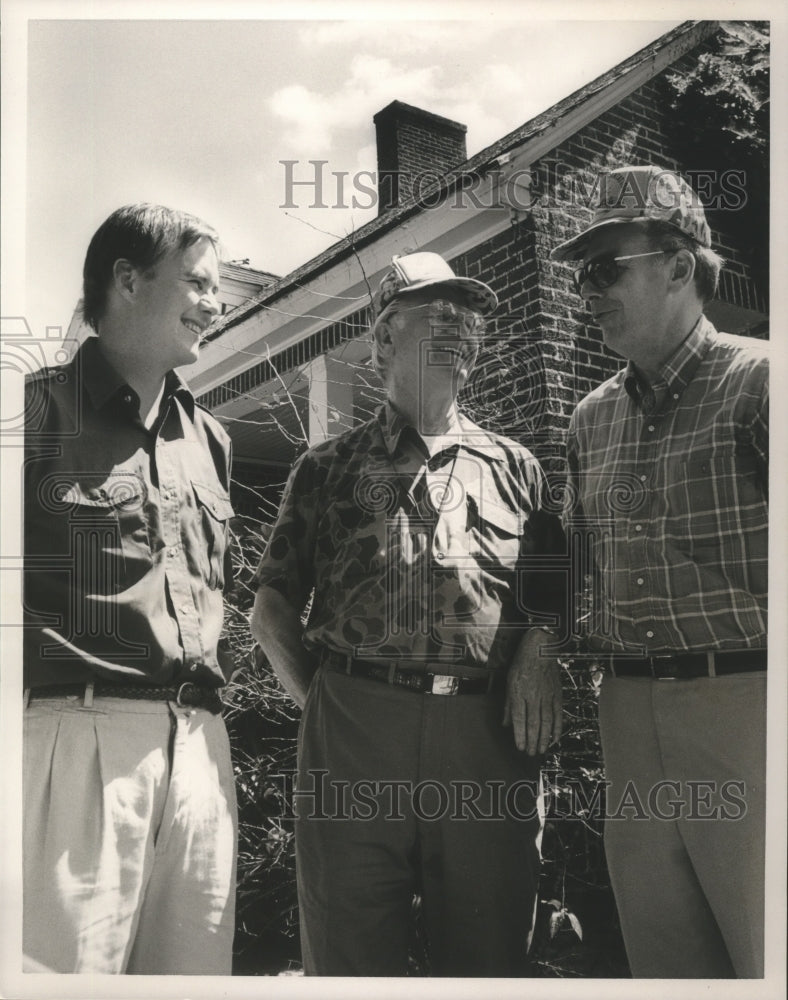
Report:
164,368,196,418
376,399,509,463
624,315,714,407
76,337,195,417
76,337,127,409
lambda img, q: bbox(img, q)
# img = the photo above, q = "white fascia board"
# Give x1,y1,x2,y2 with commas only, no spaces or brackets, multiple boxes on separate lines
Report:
189,186,512,394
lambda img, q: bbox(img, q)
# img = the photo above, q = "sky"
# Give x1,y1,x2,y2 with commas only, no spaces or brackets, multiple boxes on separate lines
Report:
2,4,697,352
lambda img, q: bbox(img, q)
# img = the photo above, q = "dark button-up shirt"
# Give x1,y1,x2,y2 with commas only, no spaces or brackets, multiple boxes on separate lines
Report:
255,401,565,676
24,337,234,688
564,317,768,654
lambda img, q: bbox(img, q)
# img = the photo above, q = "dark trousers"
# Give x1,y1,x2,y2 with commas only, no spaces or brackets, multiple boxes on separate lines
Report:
295,667,543,976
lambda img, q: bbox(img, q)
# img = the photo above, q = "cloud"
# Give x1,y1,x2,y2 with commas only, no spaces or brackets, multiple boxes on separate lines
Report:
267,37,546,162
269,84,332,147
482,62,529,98
269,55,440,150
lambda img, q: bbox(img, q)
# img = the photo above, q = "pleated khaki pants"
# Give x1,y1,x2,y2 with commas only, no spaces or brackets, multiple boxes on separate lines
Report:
23,693,237,974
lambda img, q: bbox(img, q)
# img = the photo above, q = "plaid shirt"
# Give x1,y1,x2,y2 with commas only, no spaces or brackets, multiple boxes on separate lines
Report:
564,316,768,654
255,401,565,675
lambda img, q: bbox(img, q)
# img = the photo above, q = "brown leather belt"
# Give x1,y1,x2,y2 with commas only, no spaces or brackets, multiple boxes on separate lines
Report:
607,649,766,680
26,680,223,713
321,648,496,695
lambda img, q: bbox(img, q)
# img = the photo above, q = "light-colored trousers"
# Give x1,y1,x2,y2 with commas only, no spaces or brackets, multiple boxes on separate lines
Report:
599,672,766,978
23,692,238,974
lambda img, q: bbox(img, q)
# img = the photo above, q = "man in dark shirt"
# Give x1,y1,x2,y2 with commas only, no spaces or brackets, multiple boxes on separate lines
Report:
251,251,566,976
23,204,237,973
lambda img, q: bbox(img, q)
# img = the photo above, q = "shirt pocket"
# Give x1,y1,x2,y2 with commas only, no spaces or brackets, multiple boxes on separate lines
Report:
192,480,235,590
317,494,386,585
55,471,151,585
466,493,525,571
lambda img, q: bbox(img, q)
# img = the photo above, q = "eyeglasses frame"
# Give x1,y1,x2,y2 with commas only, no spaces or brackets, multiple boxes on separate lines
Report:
382,298,484,339
572,250,671,295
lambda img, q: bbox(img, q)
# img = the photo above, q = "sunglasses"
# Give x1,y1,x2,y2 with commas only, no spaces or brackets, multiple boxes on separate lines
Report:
572,250,668,295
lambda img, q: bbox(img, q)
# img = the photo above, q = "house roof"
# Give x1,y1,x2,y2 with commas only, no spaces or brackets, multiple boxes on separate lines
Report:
219,261,279,286
201,19,713,347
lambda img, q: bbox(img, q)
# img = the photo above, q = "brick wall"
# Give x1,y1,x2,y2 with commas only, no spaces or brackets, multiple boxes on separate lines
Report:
449,32,766,472
374,101,468,213
221,29,766,507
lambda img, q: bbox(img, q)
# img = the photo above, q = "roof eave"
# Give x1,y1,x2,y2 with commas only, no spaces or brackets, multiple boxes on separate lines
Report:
204,19,712,343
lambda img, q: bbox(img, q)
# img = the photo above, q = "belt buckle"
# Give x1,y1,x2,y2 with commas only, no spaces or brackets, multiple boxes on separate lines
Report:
431,674,459,696
176,681,198,706
648,653,678,680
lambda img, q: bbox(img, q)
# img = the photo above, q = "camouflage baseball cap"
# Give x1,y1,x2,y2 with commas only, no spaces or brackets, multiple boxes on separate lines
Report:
550,165,712,262
377,251,498,316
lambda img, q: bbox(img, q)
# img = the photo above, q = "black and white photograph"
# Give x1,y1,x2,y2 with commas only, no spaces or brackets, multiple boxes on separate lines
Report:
1,2,785,998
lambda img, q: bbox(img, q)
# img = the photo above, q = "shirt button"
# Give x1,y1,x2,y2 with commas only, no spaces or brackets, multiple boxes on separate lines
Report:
435,551,445,560
636,578,644,585
639,474,647,482
647,424,655,432
123,392,132,403
646,630,655,639
673,393,679,400
189,664,197,673
634,524,642,532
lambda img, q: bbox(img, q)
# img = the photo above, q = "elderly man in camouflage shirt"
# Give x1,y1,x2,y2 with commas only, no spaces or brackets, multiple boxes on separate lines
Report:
251,251,566,976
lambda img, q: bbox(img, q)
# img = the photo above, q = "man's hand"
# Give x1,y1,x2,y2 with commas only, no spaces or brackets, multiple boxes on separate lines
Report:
503,629,563,755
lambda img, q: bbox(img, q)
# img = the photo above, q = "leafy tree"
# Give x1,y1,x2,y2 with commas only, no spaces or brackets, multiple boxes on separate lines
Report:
665,21,769,306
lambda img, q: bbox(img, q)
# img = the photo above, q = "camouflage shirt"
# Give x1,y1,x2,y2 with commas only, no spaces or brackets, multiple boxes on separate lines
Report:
255,402,565,675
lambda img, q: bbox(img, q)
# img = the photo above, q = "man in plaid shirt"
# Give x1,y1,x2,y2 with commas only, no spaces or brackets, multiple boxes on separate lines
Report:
553,165,767,978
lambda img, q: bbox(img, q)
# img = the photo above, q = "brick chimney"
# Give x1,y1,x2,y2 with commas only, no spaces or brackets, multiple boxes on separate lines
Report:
373,101,468,215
